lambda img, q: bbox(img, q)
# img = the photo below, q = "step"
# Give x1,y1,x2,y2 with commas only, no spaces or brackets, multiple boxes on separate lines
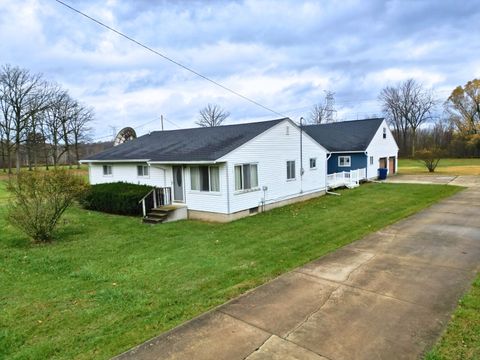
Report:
147,212,168,218
143,217,165,224
152,206,177,213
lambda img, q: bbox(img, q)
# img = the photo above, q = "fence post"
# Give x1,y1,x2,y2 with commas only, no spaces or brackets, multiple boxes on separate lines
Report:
142,200,146,217
153,188,157,209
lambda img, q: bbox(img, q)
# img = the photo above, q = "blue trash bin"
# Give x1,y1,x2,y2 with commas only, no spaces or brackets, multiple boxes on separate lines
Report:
378,168,388,180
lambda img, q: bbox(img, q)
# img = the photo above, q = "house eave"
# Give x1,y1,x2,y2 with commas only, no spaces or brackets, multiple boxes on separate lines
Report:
79,159,151,164
329,150,366,154
148,160,226,165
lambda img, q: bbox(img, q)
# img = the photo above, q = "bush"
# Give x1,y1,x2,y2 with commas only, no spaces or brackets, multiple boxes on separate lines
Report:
79,182,153,216
415,148,445,172
6,170,87,243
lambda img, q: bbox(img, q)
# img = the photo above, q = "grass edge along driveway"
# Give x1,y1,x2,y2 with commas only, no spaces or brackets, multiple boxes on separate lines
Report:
0,182,462,359
426,273,480,360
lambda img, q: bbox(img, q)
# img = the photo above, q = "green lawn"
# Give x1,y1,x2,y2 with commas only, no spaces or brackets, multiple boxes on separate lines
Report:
398,158,480,175
426,274,480,360
0,182,462,359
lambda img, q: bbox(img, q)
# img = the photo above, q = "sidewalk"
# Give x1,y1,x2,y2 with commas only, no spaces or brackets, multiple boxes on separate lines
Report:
115,183,480,360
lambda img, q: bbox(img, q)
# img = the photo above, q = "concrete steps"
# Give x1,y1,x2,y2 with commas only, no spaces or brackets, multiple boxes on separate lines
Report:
142,207,175,224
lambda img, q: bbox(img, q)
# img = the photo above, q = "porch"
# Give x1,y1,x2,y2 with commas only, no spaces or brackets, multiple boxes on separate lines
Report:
139,187,187,224
327,168,367,189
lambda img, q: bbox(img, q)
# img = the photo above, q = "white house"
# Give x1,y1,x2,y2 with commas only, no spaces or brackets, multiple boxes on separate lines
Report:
304,118,399,180
82,118,329,222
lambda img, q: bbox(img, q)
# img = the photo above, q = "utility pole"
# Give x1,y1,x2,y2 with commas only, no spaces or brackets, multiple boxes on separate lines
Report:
109,125,118,141
160,115,164,131
324,91,336,123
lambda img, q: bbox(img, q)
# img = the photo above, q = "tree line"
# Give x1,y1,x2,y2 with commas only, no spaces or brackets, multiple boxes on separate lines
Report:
0,64,93,173
379,78,480,157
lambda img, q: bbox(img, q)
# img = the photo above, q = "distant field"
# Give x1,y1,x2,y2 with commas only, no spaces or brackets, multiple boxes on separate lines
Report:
398,158,480,176
0,165,88,180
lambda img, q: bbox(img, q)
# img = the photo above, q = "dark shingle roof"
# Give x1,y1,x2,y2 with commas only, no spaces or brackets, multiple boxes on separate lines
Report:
83,118,288,162
304,118,384,152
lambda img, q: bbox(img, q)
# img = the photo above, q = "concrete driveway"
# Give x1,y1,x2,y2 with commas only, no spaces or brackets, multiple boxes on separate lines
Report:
115,181,480,360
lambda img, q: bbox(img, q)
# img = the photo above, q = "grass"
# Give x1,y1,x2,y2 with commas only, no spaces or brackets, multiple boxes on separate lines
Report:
398,158,480,175
0,181,462,359
426,274,480,360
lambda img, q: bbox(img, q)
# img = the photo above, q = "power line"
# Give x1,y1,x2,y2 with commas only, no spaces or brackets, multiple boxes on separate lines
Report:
54,0,285,118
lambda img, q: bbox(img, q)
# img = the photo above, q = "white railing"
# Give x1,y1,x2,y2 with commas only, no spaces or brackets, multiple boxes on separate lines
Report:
138,187,172,217
327,168,366,189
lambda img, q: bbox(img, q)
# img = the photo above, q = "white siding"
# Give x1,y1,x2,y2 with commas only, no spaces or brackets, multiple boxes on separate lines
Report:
221,120,327,213
88,163,170,187
365,120,399,178
86,120,328,215
183,164,229,213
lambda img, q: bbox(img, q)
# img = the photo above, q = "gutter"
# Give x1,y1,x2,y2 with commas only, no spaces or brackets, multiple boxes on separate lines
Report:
79,159,150,164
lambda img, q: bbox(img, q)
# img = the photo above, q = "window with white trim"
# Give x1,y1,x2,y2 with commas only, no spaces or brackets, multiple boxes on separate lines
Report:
338,156,351,167
286,160,296,180
190,166,220,192
383,127,387,139
103,165,112,176
235,164,258,191
137,165,149,177
370,156,374,165
309,158,317,169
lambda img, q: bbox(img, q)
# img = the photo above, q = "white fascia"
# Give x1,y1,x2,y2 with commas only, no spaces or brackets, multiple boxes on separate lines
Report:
79,159,151,164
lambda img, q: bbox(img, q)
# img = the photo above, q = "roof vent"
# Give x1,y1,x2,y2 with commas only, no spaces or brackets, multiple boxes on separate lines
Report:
286,126,290,135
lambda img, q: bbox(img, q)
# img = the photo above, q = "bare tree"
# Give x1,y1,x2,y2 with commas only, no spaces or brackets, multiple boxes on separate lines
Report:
402,79,436,156
71,104,93,168
196,104,230,127
380,85,409,154
0,64,51,172
41,86,72,168
308,103,328,124
379,79,436,156
0,84,15,173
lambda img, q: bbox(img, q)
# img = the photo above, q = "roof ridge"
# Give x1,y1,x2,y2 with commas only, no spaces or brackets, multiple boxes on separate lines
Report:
304,117,384,127
150,117,289,134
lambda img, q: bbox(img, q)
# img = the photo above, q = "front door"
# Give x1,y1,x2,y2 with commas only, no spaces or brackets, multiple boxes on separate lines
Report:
172,166,184,202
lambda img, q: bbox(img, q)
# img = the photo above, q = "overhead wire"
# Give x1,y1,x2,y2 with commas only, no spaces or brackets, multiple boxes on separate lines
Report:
54,0,285,118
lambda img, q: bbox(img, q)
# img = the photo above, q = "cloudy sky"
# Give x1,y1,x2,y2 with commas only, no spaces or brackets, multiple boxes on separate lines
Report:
1,0,479,140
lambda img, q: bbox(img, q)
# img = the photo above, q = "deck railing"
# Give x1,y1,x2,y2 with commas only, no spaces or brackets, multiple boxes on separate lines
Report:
138,187,172,217
327,168,366,189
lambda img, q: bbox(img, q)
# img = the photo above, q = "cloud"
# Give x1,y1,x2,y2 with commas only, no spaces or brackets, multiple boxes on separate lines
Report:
1,0,479,137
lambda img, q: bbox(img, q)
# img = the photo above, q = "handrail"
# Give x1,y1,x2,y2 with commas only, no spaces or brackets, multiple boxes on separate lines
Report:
138,187,156,204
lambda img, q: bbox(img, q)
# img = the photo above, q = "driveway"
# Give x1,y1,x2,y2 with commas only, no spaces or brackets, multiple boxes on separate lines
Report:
115,181,480,360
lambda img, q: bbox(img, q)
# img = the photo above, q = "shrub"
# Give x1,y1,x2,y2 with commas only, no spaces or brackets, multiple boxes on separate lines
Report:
6,170,87,243
415,148,445,172
79,182,152,216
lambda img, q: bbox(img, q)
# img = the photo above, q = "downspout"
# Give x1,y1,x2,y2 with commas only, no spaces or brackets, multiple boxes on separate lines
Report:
364,151,368,179
325,152,340,196
299,117,304,193
226,162,231,214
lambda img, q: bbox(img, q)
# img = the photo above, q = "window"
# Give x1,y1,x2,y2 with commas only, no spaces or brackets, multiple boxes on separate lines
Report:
103,165,112,176
235,164,258,191
309,158,317,169
137,165,149,177
370,156,374,165
338,156,351,167
286,126,290,135
383,127,387,139
190,166,220,192
286,160,296,180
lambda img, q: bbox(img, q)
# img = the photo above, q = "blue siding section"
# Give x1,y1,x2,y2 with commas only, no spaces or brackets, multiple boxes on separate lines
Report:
328,153,367,174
